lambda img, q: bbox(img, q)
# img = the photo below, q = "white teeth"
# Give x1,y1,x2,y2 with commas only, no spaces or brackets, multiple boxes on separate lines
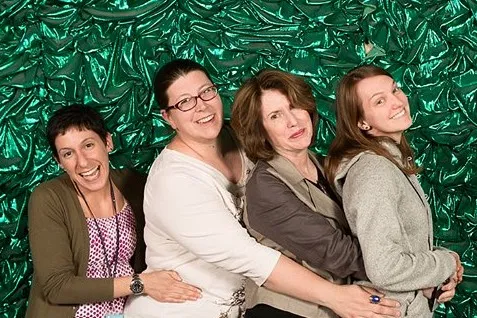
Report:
80,166,99,177
197,114,214,124
391,109,405,119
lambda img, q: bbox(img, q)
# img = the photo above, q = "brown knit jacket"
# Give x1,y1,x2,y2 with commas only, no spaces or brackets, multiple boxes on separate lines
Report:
26,169,146,318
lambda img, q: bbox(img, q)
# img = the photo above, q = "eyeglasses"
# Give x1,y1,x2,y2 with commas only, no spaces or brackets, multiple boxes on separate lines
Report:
166,85,219,112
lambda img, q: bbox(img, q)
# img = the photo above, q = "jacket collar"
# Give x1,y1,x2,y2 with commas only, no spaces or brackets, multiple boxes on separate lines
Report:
266,152,350,231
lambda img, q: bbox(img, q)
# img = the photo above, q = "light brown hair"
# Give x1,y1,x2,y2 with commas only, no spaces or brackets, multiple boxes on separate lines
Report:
231,69,318,162
325,65,419,184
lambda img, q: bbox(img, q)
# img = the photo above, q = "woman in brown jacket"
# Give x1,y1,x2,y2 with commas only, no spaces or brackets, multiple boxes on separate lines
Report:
26,104,201,318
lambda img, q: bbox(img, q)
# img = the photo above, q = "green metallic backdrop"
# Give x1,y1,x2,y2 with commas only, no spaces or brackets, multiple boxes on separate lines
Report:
1,0,476,317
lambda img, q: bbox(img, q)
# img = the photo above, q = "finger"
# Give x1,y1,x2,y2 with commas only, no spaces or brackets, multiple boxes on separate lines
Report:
361,286,385,298
172,281,202,293
162,290,201,301
437,289,455,303
371,303,401,317
376,297,401,309
442,280,457,291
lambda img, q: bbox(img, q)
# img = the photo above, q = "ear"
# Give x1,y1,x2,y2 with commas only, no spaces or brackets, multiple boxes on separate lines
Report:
358,121,371,131
105,133,114,152
161,109,178,130
54,156,64,169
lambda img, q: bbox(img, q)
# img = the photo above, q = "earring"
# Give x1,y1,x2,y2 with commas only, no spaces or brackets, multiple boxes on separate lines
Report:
360,123,371,131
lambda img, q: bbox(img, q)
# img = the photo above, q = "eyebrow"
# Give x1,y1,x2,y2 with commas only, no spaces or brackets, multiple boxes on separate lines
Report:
175,83,214,100
369,81,397,99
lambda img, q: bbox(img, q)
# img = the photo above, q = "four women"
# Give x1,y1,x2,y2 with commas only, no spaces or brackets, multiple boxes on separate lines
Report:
28,61,463,317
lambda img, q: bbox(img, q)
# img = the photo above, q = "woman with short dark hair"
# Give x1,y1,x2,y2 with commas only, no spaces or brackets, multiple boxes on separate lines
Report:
27,104,201,318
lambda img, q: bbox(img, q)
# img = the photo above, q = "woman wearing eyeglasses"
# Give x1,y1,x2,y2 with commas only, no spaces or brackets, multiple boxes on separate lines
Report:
123,59,401,318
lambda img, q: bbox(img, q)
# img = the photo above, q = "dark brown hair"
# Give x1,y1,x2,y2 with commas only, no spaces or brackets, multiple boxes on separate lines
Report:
154,59,213,110
231,69,318,162
47,104,108,160
325,65,419,184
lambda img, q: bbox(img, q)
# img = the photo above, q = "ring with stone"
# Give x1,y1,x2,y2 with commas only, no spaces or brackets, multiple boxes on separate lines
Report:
369,294,381,304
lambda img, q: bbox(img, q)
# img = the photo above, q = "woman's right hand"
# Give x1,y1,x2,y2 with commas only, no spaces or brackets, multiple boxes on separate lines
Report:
326,285,401,318
141,270,202,303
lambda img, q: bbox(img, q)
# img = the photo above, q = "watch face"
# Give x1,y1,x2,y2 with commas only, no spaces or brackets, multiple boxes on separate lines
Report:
131,279,144,294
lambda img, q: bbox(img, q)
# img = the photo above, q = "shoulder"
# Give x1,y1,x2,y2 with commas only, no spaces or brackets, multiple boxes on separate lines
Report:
111,169,147,207
111,169,146,191
30,174,72,202
348,153,400,178
146,150,219,196
247,160,288,202
343,153,404,196
28,174,76,223
247,160,274,187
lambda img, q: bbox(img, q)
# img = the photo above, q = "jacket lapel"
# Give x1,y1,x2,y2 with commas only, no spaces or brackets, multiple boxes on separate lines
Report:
267,153,350,231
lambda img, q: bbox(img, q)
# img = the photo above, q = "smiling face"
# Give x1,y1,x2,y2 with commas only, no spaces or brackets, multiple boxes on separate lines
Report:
261,89,313,159
162,70,223,145
55,127,112,195
356,75,412,143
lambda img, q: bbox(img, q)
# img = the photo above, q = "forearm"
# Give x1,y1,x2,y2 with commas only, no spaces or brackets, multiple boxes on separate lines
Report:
113,276,134,298
263,255,337,308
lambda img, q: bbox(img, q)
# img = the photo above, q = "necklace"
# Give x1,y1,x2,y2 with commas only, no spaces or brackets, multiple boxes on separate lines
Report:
75,178,120,278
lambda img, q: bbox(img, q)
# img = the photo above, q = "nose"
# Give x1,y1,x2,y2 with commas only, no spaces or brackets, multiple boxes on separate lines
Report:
77,151,88,167
390,93,405,108
195,97,207,112
285,111,298,127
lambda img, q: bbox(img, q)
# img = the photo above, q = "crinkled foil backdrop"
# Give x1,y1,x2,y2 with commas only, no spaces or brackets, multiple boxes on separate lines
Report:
0,0,475,317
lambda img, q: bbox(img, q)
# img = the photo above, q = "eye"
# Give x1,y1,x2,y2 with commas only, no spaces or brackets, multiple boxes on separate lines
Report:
62,151,72,159
202,87,214,94
85,142,94,148
177,97,192,108
269,112,281,120
376,98,385,105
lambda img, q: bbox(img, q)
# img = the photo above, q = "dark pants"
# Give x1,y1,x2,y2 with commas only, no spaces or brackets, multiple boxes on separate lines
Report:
245,304,305,318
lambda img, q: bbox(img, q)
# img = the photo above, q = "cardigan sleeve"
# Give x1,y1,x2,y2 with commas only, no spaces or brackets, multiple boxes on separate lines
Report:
28,182,113,305
144,169,280,286
341,155,456,291
245,165,367,280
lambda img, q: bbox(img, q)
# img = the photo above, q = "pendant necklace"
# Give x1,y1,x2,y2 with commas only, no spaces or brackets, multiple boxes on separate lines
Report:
75,178,120,278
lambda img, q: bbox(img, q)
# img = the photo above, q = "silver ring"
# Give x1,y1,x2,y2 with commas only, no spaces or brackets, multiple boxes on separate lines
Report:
369,294,381,304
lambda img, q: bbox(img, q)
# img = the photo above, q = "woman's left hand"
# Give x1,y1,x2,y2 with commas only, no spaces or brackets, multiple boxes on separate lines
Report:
437,272,458,303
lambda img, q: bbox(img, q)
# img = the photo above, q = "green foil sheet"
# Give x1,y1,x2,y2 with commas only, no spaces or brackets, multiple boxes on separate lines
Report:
0,0,475,317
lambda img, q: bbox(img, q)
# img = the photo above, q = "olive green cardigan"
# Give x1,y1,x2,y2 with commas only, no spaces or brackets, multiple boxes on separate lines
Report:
26,169,146,318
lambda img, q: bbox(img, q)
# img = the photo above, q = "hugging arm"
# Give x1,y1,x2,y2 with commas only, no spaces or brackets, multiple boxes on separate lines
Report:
246,168,366,280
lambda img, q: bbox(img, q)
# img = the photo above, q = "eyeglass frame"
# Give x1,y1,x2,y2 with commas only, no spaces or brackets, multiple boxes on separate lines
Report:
165,85,219,112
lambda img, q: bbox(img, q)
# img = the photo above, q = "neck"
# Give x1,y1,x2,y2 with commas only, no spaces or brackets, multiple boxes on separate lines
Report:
173,133,223,161
280,150,317,181
75,179,112,206
280,149,309,168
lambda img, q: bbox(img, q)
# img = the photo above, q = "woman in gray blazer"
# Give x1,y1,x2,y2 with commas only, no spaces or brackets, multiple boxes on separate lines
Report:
232,69,384,318
325,65,463,317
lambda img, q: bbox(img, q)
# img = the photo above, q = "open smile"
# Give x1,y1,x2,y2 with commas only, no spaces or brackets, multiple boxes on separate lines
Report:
79,166,100,179
390,109,406,119
196,114,215,124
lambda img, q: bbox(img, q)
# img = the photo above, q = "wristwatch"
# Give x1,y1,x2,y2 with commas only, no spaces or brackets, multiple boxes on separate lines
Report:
130,273,144,295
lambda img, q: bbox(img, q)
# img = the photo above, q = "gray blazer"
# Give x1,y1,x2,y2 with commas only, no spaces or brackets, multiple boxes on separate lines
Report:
244,152,364,318
334,142,456,317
